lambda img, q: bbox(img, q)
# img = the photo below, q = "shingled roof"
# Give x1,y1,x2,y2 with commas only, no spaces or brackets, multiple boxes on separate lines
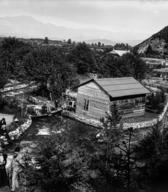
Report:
77,77,150,98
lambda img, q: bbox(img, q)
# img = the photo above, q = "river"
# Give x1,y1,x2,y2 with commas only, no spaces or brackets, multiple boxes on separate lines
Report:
19,115,97,147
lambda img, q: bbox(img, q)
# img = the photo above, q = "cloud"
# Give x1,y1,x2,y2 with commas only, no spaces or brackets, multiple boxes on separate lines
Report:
0,0,168,41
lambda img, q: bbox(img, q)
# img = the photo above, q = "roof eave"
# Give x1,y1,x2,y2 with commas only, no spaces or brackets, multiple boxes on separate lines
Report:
110,93,149,101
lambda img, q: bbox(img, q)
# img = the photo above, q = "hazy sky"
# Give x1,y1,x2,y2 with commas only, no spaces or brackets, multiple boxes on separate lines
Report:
0,0,168,42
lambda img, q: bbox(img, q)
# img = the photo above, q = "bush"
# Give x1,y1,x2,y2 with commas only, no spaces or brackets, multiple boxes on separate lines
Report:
21,135,92,192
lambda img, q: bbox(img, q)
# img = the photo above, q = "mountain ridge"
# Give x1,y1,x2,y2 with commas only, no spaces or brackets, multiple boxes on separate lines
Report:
134,26,168,57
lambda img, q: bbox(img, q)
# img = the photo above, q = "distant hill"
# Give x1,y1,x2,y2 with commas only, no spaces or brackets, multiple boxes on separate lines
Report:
0,15,143,46
134,26,168,58
85,39,115,46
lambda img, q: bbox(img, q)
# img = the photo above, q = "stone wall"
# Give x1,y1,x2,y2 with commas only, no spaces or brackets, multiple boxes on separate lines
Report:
9,116,32,140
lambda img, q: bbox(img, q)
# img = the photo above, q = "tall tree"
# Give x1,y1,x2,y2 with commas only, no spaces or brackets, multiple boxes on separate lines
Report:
24,46,75,98
133,124,168,190
20,134,93,192
117,53,148,80
68,42,97,74
115,128,137,192
100,103,123,161
44,37,49,44
88,103,124,192
0,64,8,89
67,39,72,44
0,37,31,80
99,54,122,77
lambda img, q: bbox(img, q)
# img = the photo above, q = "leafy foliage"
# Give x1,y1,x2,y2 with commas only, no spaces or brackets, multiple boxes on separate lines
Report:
44,37,49,44
22,135,92,192
24,46,75,98
134,125,168,190
99,53,147,80
145,45,160,57
68,42,97,74
0,37,147,100
19,111,168,192
98,54,122,77
89,104,125,191
146,91,165,113
117,53,148,80
0,64,8,89
152,26,168,43
114,43,131,50
0,37,31,80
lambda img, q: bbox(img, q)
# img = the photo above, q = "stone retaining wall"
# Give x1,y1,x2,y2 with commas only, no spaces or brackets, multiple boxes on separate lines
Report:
8,116,32,140
124,98,168,129
0,116,32,144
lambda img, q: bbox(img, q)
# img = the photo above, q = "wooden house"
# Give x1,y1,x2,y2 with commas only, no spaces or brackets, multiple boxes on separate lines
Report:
75,77,150,120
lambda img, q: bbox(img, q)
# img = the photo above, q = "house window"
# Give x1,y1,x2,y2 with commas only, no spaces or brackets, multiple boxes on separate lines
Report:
142,97,145,102
84,99,89,111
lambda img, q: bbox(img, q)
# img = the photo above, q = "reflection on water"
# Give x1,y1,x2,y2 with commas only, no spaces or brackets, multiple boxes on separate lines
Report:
20,116,65,142
20,115,97,144
37,126,50,135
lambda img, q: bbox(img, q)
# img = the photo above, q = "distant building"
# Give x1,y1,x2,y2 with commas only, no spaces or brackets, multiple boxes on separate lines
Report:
141,57,168,69
108,49,130,57
75,77,150,120
95,48,104,53
153,68,168,79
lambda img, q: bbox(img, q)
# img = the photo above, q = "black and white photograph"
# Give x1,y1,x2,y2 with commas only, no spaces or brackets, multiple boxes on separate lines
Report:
0,0,168,191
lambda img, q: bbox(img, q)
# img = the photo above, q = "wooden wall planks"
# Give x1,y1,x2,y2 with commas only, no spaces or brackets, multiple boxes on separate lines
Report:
78,82,109,100
76,84,110,120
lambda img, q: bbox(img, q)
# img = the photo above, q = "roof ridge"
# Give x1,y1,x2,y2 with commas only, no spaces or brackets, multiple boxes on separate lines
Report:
107,87,148,92
97,82,139,86
96,77,134,81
